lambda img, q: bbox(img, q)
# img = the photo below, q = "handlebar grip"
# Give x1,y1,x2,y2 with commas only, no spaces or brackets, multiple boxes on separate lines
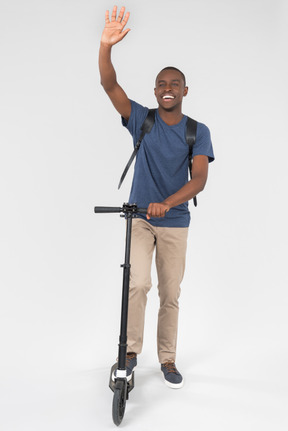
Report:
94,206,123,213
137,208,147,214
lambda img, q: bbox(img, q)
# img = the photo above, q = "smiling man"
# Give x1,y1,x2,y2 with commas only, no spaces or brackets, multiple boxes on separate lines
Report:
99,6,214,389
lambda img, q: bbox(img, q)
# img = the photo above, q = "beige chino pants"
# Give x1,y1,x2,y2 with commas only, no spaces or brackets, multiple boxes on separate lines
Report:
127,218,188,364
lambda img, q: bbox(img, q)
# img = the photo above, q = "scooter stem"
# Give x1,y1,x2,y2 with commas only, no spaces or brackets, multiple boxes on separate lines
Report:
118,213,133,371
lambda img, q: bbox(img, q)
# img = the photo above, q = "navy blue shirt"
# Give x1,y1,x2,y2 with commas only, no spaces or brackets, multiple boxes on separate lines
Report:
122,100,214,227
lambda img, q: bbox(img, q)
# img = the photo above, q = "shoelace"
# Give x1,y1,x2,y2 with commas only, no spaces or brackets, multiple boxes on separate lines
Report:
115,352,137,363
162,361,178,373
126,352,136,365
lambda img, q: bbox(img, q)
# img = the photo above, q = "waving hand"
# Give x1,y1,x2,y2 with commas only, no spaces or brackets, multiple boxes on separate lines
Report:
101,6,131,47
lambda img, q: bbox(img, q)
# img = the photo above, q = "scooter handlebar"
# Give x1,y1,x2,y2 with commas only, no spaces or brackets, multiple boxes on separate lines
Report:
94,206,123,213
94,205,147,214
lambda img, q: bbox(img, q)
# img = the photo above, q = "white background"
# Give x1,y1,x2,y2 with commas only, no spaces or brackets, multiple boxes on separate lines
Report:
1,0,287,430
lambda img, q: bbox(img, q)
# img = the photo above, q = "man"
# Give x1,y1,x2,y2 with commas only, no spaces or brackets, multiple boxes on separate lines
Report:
99,6,214,388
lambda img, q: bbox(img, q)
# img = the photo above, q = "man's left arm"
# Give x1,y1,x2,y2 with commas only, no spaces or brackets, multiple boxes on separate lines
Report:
146,155,208,219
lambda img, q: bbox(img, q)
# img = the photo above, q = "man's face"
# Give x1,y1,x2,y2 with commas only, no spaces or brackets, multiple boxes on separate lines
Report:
154,69,188,111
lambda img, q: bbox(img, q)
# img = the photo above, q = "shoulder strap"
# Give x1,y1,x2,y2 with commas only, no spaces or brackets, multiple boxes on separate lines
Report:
118,109,156,189
186,117,198,207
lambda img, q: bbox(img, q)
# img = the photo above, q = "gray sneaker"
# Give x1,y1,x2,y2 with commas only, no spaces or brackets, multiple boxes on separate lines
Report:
112,352,137,381
161,361,184,388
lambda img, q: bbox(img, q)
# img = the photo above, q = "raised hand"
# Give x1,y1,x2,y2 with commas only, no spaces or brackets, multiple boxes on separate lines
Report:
101,6,130,47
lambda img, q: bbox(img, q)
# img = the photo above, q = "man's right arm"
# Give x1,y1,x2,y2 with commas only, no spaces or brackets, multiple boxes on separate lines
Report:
99,6,131,122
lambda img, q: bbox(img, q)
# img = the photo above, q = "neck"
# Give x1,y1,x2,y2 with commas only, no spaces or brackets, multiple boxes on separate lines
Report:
158,106,184,126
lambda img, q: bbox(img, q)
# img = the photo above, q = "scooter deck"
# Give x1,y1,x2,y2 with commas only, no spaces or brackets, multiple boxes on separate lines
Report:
109,362,135,394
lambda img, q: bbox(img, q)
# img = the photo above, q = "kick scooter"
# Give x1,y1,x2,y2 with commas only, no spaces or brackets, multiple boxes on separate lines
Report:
94,203,147,426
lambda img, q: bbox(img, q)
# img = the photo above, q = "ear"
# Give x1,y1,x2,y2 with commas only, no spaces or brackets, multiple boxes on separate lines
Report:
183,86,188,97
154,87,156,96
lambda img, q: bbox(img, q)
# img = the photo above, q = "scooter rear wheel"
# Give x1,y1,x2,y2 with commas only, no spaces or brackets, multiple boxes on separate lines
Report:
112,379,127,426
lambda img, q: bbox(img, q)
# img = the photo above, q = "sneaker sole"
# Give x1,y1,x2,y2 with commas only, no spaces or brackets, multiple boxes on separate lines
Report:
163,377,184,389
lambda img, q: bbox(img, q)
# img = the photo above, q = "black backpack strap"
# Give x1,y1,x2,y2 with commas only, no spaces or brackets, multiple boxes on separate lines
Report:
118,109,156,189
186,117,198,207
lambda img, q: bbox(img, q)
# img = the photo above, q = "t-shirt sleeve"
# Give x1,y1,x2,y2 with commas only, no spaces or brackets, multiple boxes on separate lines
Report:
121,100,149,147
193,122,215,163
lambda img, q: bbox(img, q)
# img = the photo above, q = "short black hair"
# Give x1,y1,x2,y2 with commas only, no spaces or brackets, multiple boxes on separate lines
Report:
156,66,186,87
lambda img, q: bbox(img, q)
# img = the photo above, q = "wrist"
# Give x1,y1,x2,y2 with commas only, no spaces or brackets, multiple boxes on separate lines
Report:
100,40,113,50
162,200,172,210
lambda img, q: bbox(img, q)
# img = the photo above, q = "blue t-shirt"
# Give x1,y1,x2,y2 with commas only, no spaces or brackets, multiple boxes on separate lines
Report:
122,100,214,227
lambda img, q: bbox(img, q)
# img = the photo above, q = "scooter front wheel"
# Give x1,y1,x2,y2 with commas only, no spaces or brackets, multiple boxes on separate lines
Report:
112,379,127,426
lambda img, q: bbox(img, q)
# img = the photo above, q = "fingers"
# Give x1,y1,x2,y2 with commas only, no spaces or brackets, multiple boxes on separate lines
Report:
117,6,125,22
105,10,110,24
111,5,117,21
121,12,130,27
119,28,131,41
146,203,170,220
107,6,130,26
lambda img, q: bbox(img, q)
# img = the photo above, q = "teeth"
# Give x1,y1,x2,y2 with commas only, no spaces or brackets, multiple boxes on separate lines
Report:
163,95,174,99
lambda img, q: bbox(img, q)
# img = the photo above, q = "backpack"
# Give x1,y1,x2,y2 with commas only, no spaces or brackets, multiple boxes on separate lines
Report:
118,109,198,207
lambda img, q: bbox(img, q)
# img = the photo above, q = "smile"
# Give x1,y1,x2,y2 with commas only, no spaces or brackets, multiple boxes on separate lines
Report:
162,95,175,100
